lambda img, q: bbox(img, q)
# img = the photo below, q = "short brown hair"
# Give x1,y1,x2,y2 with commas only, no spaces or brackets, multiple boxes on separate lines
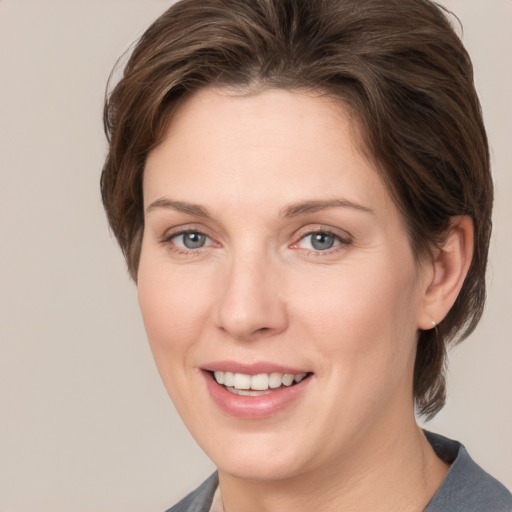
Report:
101,0,492,418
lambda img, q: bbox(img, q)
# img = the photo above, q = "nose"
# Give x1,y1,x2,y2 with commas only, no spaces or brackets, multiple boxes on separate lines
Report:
213,250,289,341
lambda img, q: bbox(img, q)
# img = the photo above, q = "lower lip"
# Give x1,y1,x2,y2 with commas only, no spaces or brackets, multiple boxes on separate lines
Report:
202,371,312,419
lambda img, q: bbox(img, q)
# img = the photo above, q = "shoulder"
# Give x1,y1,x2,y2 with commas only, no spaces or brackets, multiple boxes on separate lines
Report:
424,431,512,512
164,472,219,512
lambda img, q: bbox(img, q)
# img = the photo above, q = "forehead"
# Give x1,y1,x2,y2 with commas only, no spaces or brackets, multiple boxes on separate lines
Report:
143,87,395,220
155,86,367,157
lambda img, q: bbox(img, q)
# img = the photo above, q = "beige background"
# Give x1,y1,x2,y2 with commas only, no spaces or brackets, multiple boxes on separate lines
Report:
0,1,510,511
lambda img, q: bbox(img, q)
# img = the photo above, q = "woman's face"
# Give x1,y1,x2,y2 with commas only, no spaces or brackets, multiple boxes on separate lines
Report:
138,88,431,481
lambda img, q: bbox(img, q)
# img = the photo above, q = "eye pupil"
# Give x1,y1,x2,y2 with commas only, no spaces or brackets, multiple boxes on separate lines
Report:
183,232,206,249
311,233,335,250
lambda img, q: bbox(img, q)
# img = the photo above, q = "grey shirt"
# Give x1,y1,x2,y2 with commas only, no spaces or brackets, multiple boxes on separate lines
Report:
166,431,512,512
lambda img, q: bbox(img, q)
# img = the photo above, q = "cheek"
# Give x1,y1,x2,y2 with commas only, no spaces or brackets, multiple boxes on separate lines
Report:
291,254,421,383
136,258,218,421
137,257,213,365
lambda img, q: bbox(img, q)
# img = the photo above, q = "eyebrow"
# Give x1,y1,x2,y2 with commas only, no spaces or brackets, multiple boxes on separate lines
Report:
281,199,373,217
145,197,373,218
145,198,211,218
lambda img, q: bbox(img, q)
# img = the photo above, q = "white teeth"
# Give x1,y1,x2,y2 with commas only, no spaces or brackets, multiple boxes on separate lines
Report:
268,372,283,389
228,388,272,396
223,371,234,387
251,373,269,390
233,373,251,390
212,370,308,390
282,374,294,386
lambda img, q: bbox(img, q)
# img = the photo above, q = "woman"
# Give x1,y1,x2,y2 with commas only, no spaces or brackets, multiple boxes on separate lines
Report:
101,0,511,510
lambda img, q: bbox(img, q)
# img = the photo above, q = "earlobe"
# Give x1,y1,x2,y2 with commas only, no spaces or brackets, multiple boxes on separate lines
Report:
417,216,474,330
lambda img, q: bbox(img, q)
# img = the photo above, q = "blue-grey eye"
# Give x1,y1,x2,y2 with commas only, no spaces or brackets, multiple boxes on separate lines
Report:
180,232,207,249
310,232,336,250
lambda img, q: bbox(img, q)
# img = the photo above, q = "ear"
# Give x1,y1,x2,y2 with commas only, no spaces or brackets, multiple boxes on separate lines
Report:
417,216,474,330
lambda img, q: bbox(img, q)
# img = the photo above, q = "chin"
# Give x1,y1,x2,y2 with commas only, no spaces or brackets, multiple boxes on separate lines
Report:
197,429,315,482
216,453,305,482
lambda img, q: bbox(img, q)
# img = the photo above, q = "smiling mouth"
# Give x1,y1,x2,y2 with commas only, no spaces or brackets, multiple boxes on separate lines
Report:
210,370,311,396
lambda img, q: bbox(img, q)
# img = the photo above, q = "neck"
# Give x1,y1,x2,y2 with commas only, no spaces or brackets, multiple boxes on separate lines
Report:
218,414,448,512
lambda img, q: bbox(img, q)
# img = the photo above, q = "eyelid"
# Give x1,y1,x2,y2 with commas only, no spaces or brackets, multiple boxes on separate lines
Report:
290,225,353,253
292,225,352,243
158,224,351,254
160,225,220,252
161,223,211,240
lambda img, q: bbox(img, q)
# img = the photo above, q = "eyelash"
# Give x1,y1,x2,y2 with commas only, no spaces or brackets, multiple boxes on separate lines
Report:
161,229,215,255
161,227,352,256
293,229,352,253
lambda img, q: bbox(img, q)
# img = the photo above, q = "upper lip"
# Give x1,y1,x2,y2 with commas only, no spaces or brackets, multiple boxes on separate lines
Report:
201,360,310,375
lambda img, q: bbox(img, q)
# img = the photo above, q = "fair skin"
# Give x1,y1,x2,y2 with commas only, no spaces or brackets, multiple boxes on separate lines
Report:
138,88,473,512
